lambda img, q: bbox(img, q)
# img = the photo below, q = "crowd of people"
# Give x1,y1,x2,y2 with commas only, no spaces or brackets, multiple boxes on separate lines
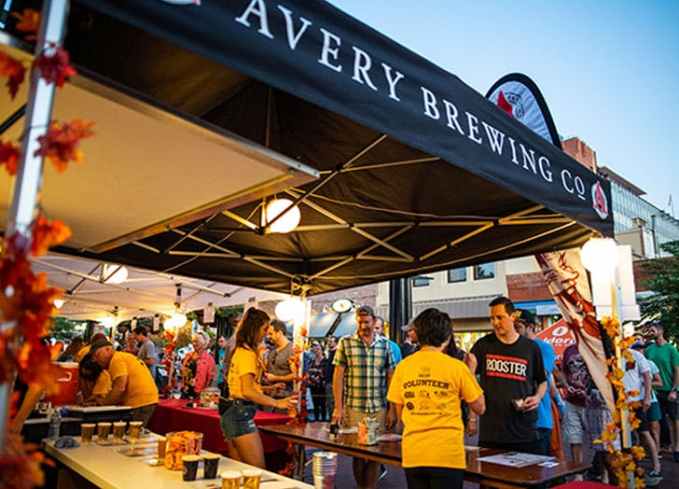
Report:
8,298,679,489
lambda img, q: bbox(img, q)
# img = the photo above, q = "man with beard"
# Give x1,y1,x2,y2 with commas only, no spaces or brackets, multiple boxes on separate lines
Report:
333,305,395,489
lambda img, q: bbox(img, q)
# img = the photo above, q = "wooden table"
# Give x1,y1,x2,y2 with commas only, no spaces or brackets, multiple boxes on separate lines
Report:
44,433,311,489
260,422,591,488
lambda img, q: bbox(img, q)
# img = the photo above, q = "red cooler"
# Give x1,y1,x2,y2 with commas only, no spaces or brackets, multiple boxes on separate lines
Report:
45,362,79,406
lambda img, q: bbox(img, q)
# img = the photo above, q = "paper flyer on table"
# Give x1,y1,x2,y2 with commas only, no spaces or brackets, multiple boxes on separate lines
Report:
477,452,555,468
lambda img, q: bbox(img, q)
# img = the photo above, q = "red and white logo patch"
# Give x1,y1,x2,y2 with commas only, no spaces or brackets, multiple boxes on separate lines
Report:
591,181,609,220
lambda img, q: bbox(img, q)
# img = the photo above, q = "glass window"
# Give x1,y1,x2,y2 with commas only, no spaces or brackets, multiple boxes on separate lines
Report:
474,262,496,280
447,268,466,283
412,276,432,287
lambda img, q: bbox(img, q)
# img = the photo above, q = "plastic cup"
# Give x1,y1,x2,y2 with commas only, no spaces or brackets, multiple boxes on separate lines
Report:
242,468,262,489
113,421,127,440
220,470,242,489
203,453,220,479
81,423,95,443
182,455,201,482
97,422,111,441
156,436,166,459
128,421,143,442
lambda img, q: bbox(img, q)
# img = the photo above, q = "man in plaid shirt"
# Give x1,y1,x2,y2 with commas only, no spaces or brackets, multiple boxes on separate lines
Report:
332,305,395,489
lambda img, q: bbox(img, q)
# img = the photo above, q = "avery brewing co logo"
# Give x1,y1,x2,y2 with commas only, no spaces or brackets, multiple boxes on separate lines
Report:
592,181,609,220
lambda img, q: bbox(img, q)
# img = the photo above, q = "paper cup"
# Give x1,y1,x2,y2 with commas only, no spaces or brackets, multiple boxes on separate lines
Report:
182,455,201,482
242,468,262,489
81,423,95,443
220,470,242,489
97,422,111,441
203,453,220,479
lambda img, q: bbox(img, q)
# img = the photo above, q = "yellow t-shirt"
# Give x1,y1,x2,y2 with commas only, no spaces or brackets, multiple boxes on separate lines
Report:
92,370,112,397
227,347,263,399
387,350,483,469
108,352,159,408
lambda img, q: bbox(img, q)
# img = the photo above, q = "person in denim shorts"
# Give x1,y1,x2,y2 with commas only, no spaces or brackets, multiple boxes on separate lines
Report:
219,308,294,468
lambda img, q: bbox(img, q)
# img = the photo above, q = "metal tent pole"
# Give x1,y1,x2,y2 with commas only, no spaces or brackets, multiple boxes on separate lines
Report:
0,0,69,450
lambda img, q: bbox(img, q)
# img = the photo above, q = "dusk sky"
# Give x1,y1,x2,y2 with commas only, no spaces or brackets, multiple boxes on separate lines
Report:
330,0,678,214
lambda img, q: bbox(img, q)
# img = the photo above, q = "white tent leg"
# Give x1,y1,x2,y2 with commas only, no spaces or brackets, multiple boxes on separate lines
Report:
0,0,69,450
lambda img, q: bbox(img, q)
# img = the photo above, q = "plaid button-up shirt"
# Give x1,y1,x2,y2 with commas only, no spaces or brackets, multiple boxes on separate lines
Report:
333,334,394,413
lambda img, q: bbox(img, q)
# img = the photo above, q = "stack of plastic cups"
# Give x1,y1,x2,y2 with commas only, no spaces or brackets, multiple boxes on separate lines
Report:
312,452,338,489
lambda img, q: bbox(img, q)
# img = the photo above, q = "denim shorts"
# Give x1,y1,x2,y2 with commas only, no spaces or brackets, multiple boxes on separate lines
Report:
220,401,257,439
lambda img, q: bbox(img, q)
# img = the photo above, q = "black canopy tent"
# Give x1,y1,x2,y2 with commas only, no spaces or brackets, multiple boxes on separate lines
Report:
2,0,613,297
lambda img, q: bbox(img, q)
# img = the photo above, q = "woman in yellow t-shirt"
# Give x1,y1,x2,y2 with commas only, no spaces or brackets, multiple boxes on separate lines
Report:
220,308,294,468
387,308,486,489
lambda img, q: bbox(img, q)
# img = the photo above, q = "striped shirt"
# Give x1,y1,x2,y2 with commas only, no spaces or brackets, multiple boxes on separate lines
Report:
334,334,394,413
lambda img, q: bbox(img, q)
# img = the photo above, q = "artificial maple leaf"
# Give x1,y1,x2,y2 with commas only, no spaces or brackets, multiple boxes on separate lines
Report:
34,119,94,172
0,140,20,175
0,52,26,99
32,45,76,88
31,214,71,256
12,9,40,40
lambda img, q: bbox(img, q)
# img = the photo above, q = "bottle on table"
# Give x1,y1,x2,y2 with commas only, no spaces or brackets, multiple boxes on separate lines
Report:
47,406,62,441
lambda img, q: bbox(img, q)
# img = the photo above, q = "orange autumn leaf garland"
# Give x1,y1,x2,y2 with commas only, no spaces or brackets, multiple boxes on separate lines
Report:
31,214,71,256
33,44,76,88
12,9,41,40
34,119,94,172
0,141,21,175
0,52,26,100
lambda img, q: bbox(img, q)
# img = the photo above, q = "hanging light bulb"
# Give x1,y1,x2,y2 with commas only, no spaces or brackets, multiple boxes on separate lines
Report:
102,264,129,284
53,299,65,309
275,297,305,323
264,198,301,233
164,312,187,331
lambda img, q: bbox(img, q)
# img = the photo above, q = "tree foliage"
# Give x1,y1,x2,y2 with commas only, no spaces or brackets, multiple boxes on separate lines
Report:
642,240,679,343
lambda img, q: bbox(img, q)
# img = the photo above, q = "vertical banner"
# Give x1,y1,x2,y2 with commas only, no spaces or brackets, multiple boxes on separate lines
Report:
487,74,614,410
535,251,614,410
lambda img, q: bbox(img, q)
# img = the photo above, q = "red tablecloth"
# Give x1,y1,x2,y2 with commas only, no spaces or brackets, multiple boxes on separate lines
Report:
148,399,289,455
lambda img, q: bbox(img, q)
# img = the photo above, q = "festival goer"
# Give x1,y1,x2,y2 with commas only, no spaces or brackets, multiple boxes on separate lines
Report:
307,341,329,421
375,316,402,365
263,320,295,397
216,334,233,390
58,336,85,362
333,305,395,489
388,308,485,489
78,352,112,405
625,345,662,482
325,336,338,418
219,308,295,468
468,297,546,454
134,326,158,377
182,332,217,397
124,332,139,355
645,322,679,461
74,332,108,363
515,310,559,455
401,323,419,359
91,339,159,426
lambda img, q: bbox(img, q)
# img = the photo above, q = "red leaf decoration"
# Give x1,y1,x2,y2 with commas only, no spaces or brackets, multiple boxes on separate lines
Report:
0,52,26,99
12,9,41,40
35,119,94,172
31,214,71,256
0,140,21,175
33,45,76,88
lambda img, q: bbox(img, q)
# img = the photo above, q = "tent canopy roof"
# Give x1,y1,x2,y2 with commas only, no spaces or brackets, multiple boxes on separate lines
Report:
0,1,613,296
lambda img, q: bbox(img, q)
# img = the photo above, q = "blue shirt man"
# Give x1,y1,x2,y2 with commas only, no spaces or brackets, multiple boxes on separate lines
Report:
374,316,402,365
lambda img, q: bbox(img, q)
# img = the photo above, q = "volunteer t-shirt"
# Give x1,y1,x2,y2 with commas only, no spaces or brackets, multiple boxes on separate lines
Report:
108,351,159,408
471,333,546,444
387,350,482,469
645,343,679,392
228,346,263,399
